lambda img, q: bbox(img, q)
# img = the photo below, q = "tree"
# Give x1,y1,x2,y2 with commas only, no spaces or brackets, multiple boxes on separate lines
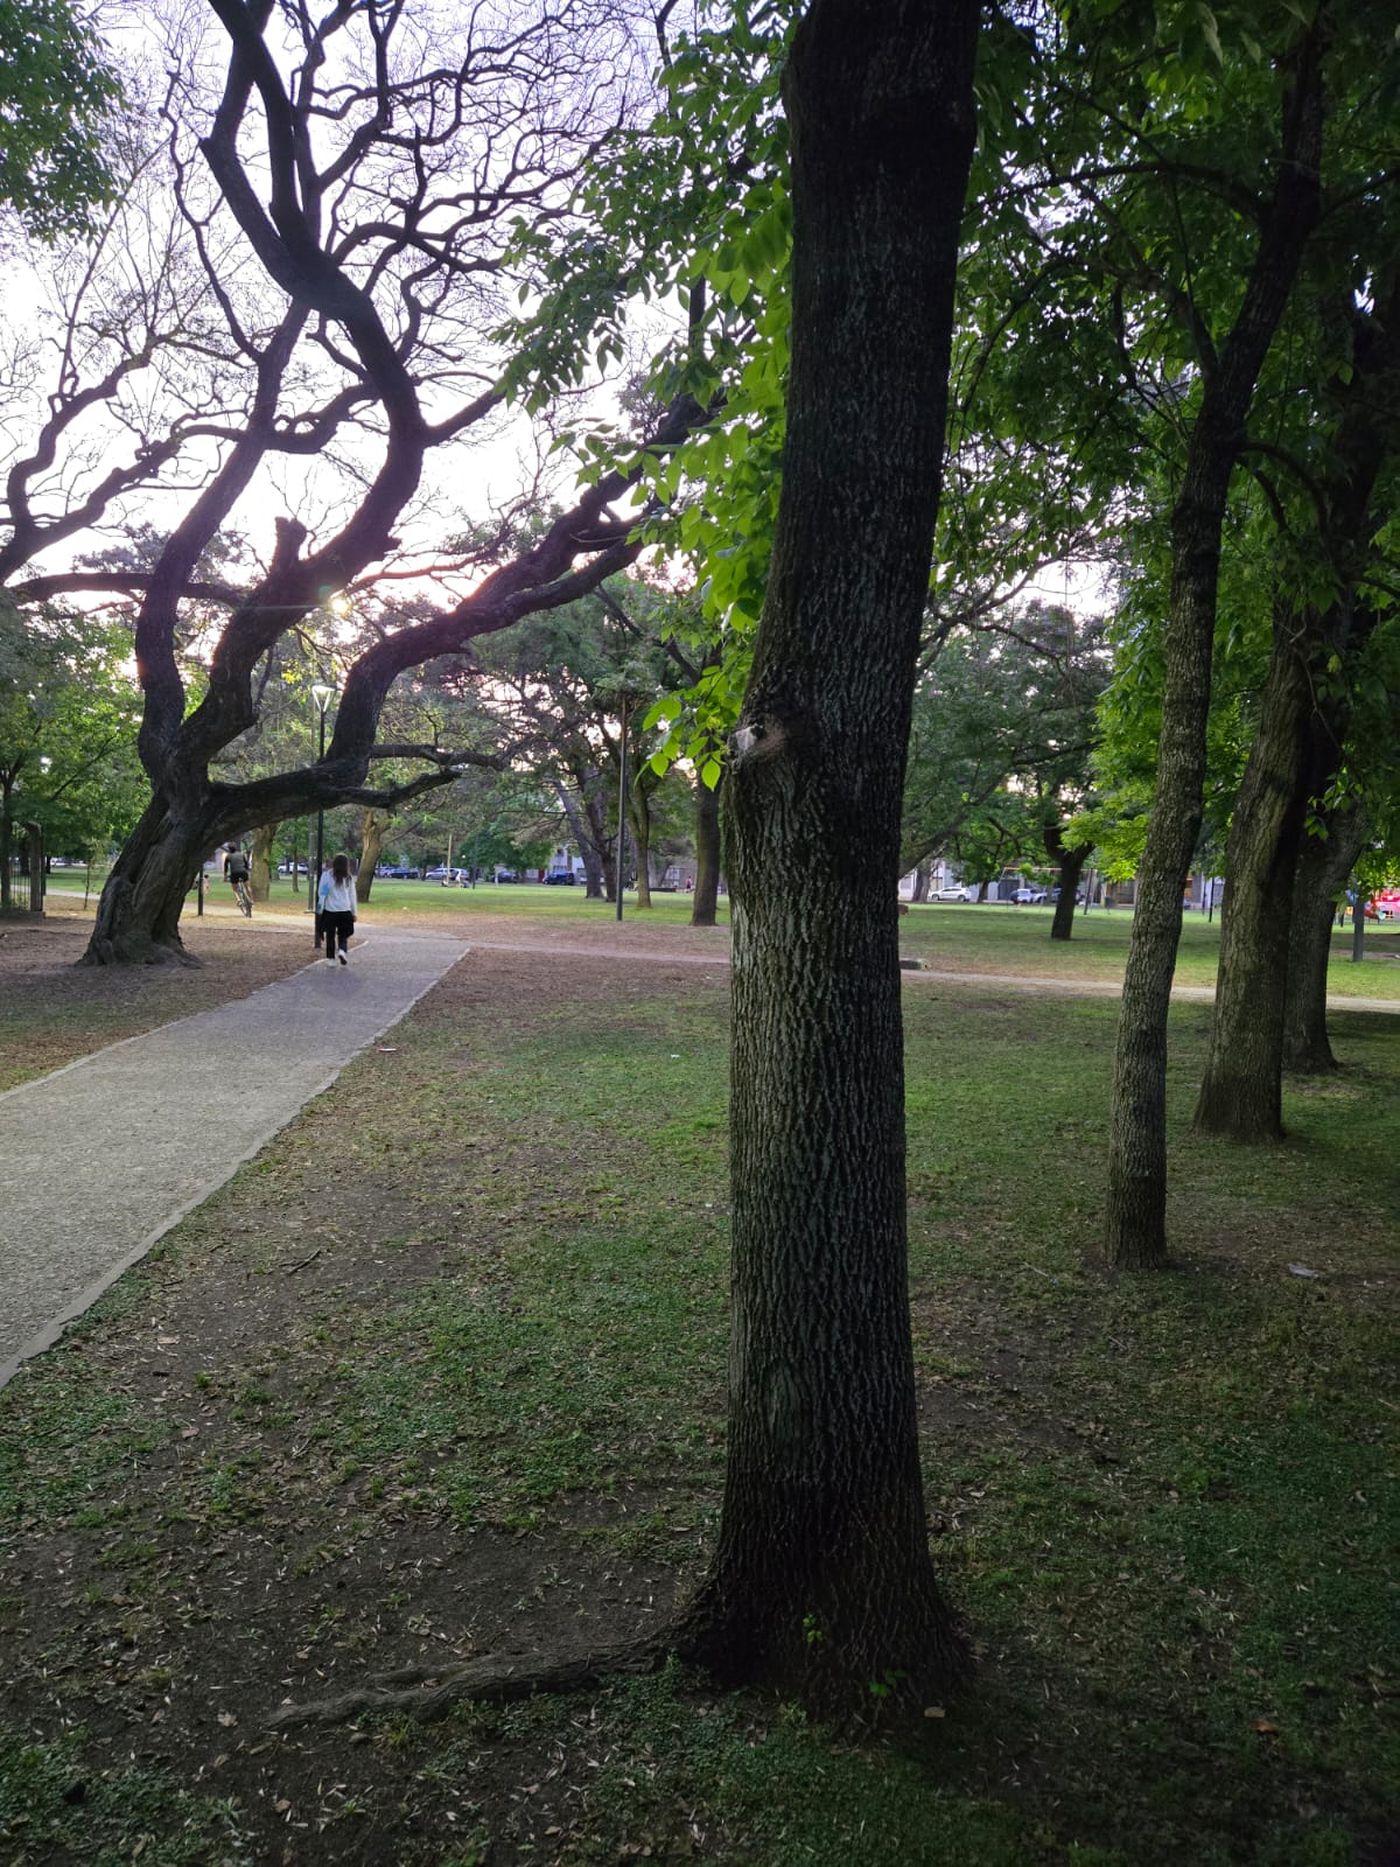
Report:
1194,270,1400,1137
0,1,704,964
899,602,1107,934
0,604,142,898
1091,8,1328,1265
666,0,979,1713
0,0,120,240
273,0,980,1733
481,585,679,902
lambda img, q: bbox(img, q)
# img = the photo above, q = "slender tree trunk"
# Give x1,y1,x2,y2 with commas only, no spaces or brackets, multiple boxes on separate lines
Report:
1049,850,1087,941
250,821,277,903
675,0,978,1717
358,807,387,900
1351,895,1366,961
630,788,653,909
1193,613,1313,1140
0,777,12,912
691,771,722,927
1043,823,1090,943
1105,34,1323,1266
553,776,608,898
912,858,932,904
1283,805,1364,1071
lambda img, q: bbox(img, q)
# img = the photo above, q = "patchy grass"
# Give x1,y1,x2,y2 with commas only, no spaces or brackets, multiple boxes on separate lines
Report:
0,943,1394,1863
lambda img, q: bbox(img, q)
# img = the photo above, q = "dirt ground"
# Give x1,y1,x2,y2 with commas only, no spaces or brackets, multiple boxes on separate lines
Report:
0,913,317,1093
1,911,1392,1864
0,931,733,1864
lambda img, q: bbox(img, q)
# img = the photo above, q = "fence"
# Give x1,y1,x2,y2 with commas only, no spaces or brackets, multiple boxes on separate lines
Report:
0,822,45,915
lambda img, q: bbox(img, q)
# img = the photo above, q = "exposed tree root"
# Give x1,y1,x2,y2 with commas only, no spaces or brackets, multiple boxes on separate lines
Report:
266,1635,668,1731
267,1594,973,1734
79,932,199,969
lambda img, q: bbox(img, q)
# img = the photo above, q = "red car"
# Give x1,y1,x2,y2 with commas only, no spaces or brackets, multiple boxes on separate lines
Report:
1365,889,1400,921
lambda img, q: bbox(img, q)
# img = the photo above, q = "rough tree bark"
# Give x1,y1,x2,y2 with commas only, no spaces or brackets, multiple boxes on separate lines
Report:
357,808,387,901
690,771,722,927
671,0,979,1714
1284,802,1365,1070
249,822,277,903
266,0,979,1735
1105,27,1325,1265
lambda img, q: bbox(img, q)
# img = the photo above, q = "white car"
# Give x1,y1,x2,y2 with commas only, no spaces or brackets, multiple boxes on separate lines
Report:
932,884,972,901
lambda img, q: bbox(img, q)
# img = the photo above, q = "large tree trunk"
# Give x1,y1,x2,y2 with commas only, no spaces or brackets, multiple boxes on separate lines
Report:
250,821,277,903
1283,804,1364,1072
358,807,388,900
675,0,978,1717
1104,34,1323,1267
85,796,208,965
1192,611,1313,1140
691,771,722,927
911,857,932,904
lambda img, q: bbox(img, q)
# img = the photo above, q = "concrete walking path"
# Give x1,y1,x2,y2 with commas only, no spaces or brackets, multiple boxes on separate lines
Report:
0,929,465,1387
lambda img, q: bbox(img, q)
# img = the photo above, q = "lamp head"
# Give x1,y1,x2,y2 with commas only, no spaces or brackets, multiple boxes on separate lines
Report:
311,682,335,715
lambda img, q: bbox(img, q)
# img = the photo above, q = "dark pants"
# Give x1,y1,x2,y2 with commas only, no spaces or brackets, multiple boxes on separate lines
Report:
322,910,354,956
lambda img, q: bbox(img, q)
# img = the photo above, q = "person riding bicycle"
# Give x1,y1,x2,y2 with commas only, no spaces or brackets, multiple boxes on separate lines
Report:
223,842,252,910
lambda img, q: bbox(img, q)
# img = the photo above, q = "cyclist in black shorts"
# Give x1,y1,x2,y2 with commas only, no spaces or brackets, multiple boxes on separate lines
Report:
223,842,253,914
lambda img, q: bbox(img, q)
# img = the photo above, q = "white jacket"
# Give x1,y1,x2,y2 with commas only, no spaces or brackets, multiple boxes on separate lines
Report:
318,872,357,914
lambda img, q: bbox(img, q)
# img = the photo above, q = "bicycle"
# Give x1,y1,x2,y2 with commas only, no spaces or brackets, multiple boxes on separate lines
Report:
231,877,253,917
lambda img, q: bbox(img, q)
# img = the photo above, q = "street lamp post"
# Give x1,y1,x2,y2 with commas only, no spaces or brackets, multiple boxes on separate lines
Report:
308,683,335,924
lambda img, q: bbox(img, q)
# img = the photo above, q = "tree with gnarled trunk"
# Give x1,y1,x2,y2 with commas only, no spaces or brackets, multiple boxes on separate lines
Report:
1,0,704,965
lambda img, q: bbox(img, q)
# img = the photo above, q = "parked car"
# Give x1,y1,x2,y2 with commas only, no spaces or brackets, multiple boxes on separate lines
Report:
932,884,972,902
544,870,577,885
424,866,452,881
494,869,520,882
1011,886,1048,904
1366,889,1400,921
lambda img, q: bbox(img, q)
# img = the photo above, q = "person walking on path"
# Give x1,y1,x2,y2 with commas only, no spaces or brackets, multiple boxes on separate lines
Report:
317,852,357,964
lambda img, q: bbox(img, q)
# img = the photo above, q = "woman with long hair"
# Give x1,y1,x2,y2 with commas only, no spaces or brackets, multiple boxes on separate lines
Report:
317,852,357,965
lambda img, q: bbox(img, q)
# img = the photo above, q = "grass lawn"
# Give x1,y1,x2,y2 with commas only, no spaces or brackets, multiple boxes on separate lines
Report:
39,870,1400,999
0,935,1394,1863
